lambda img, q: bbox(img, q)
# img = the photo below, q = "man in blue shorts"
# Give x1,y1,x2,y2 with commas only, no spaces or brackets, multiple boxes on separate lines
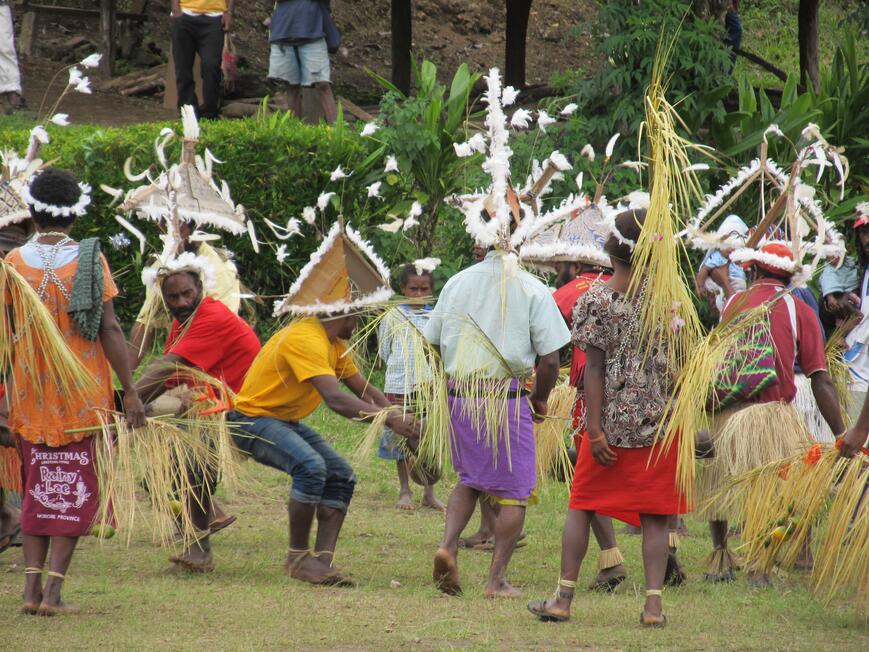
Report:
268,0,339,123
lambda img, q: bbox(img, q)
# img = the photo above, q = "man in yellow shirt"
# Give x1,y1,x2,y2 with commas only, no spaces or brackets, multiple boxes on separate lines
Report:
229,313,418,586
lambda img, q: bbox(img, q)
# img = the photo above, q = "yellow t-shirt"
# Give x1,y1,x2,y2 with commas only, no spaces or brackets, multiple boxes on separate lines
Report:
180,0,227,13
233,318,359,422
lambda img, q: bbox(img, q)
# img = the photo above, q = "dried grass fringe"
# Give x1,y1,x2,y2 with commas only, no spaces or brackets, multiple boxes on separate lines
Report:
718,445,869,621
793,373,836,443
655,300,774,507
350,302,533,477
93,369,250,548
534,381,575,488
1,260,97,407
695,402,812,521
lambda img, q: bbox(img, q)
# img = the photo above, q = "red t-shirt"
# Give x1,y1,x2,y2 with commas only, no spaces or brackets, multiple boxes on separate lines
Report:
165,297,261,393
553,273,611,386
723,279,827,404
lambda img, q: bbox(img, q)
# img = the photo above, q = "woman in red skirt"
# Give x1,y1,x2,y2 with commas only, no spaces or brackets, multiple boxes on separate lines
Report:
528,209,688,627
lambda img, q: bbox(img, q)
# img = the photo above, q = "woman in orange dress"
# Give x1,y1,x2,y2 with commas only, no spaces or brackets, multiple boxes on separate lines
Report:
6,168,144,615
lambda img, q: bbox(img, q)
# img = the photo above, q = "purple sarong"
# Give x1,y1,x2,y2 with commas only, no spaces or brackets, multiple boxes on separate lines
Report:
448,387,536,501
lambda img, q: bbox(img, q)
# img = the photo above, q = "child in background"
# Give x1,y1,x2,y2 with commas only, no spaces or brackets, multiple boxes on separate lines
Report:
378,264,445,511
695,214,749,315
528,209,687,627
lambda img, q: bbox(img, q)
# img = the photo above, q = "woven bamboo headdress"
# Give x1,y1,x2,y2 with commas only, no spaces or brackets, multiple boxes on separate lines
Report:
107,106,257,290
112,106,249,237
685,127,847,282
273,220,393,317
0,126,52,230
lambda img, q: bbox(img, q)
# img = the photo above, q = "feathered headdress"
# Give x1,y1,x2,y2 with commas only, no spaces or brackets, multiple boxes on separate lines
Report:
684,131,847,284
451,68,588,264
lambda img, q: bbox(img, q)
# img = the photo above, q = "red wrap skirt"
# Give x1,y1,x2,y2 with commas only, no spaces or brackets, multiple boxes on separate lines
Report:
568,433,689,527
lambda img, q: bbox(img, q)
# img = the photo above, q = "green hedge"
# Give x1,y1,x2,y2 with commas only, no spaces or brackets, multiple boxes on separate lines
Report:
0,112,478,330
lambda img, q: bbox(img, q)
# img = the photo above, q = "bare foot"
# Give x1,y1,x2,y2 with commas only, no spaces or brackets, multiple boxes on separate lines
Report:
285,551,340,585
747,571,772,589
397,493,415,511
589,564,627,591
484,579,522,599
433,547,461,595
169,546,215,573
23,574,42,612
421,494,446,512
38,579,79,615
458,532,491,548
527,597,570,621
641,594,664,625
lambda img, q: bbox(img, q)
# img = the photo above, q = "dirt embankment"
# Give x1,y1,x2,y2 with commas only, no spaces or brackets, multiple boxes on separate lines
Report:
15,0,598,126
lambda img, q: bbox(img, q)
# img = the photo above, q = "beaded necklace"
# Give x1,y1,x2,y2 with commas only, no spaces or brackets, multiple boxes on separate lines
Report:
32,231,75,300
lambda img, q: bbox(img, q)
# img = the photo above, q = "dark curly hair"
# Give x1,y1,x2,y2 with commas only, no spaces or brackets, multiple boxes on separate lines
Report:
604,208,646,264
28,167,84,229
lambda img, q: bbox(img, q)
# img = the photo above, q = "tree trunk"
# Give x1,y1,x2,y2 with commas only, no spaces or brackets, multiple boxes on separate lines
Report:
99,0,116,76
391,0,412,94
798,0,820,93
505,0,532,89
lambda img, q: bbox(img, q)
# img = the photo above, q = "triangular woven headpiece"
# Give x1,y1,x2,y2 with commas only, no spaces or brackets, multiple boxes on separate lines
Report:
273,221,393,317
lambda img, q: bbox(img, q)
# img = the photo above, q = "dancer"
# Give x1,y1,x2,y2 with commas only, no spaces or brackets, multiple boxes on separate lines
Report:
427,242,567,598
527,203,628,591
134,262,260,572
425,69,588,599
5,169,145,615
698,243,845,585
228,222,419,586
527,209,687,626
377,262,444,511
128,218,241,368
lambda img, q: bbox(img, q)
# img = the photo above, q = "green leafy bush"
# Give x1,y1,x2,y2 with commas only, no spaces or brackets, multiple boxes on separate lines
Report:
0,112,411,328
567,0,734,147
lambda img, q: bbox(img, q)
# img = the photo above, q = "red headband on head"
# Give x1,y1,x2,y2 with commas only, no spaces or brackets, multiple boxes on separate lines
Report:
755,242,795,276
854,212,869,230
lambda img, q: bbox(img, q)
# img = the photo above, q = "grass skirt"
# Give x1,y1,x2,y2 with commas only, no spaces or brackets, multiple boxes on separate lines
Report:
793,373,835,443
695,401,813,521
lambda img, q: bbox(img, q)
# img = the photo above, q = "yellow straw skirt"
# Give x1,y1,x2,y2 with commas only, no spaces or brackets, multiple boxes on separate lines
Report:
695,401,813,521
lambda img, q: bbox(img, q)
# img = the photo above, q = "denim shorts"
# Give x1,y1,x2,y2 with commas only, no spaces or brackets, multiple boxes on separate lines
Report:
268,38,331,86
227,411,355,512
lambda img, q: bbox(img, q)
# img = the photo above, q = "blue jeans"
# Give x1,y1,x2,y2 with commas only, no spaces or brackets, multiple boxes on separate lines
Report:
228,411,355,512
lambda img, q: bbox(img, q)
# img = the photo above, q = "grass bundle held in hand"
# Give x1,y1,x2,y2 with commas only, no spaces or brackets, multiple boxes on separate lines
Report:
654,299,776,504
534,380,575,488
0,260,97,405
92,368,248,547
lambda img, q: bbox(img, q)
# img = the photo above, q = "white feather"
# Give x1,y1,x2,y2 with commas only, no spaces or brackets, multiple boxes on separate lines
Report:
115,214,147,255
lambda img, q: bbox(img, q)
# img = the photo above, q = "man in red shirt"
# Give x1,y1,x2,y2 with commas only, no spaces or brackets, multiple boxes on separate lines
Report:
136,267,261,571
705,243,845,585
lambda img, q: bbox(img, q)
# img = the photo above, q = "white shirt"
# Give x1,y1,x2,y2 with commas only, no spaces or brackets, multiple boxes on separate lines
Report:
425,251,571,379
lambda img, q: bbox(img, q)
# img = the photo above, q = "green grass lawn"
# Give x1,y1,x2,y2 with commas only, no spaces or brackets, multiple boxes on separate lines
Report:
2,406,867,651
